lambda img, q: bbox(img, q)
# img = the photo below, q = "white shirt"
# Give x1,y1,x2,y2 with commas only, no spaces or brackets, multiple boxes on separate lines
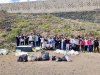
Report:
48,38,52,43
28,35,33,41
75,39,79,45
40,38,44,43
70,38,75,44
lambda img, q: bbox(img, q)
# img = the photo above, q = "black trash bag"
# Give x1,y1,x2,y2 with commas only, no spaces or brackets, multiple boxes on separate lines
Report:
50,56,56,61
55,57,62,62
31,56,37,61
55,56,68,62
62,56,67,61
37,56,42,61
17,55,28,62
41,51,49,61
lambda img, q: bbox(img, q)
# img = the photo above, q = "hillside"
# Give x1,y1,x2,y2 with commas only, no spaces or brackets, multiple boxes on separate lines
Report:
0,0,100,13
0,11,100,51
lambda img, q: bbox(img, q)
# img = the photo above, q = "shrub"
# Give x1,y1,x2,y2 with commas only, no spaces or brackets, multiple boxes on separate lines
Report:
42,24,51,32
53,29,61,34
7,28,22,42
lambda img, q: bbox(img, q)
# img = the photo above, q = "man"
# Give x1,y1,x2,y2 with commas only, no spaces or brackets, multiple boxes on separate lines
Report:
25,35,29,45
75,37,80,51
38,34,42,47
70,37,76,50
20,34,25,45
34,34,39,47
94,37,99,52
16,35,20,46
40,36,44,48
65,37,70,50
28,33,33,45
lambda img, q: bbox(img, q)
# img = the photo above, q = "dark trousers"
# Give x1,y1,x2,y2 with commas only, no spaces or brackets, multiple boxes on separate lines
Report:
56,43,61,49
16,41,20,46
75,45,80,51
55,43,58,49
34,41,39,47
29,41,33,45
70,44,76,50
89,45,93,52
94,46,99,52
81,45,85,52
21,42,24,45
33,41,35,47
36,41,39,47
85,46,88,51
25,41,28,45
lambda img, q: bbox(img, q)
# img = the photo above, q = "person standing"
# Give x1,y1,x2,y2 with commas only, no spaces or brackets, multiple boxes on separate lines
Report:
80,38,85,52
40,36,44,48
16,35,20,46
94,37,99,53
65,37,70,50
75,37,80,51
34,34,39,47
87,38,93,52
84,38,88,52
70,37,76,50
20,34,25,45
51,37,55,50
61,37,66,50
91,38,94,52
55,37,61,50
25,35,29,45
28,33,33,46
38,34,42,47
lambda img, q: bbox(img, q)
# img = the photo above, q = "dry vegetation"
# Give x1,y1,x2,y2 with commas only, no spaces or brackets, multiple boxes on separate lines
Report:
0,11,100,51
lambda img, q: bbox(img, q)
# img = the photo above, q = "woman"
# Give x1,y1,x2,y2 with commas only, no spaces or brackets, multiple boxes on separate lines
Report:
65,37,70,50
84,38,88,52
87,38,93,52
80,38,85,52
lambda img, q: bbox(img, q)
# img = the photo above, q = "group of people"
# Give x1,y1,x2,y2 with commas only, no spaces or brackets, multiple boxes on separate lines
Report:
16,34,100,52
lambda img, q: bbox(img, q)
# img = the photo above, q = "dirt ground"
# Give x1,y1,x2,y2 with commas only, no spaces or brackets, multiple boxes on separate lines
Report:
0,52,100,75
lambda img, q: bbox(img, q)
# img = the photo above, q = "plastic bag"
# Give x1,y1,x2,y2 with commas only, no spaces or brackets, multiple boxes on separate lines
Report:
0,49,8,55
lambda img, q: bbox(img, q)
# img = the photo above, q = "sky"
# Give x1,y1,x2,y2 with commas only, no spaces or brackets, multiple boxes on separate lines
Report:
0,0,38,3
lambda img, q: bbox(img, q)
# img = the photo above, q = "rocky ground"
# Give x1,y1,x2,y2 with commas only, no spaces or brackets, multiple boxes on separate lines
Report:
0,51,100,75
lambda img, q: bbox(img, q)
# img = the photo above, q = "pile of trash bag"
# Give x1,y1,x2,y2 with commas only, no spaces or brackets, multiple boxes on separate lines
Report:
54,49,67,55
67,50,79,56
54,49,79,56
17,54,28,62
50,55,71,62
17,51,72,62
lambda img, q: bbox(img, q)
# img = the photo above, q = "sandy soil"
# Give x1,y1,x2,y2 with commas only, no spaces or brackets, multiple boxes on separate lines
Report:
0,52,100,75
